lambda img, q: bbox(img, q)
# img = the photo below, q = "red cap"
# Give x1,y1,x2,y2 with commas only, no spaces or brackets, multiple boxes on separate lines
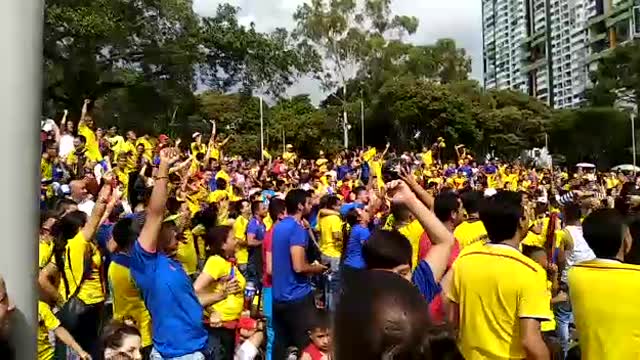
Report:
158,134,169,142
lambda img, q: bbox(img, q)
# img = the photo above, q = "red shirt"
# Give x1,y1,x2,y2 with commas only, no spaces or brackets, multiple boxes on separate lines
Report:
262,227,274,287
419,232,461,324
302,343,325,360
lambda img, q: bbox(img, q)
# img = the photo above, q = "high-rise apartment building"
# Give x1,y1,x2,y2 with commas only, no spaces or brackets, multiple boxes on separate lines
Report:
482,0,529,93
482,0,640,109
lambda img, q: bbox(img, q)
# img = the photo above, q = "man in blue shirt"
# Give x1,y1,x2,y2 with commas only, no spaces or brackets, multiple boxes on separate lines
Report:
115,150,211,359
272,189,327,360
246,201,267,286
339,186,368,217
336,159,352,180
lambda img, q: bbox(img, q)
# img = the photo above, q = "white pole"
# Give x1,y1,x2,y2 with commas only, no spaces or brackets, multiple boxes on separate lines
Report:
632,112,637,177
259,96,264,161
544,133,548,149
360,99,364,148
343,82,348,149
0,0,41,358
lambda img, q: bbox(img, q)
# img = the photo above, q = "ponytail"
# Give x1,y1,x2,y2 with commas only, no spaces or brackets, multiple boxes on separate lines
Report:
341,209,360,260
51,210,87,299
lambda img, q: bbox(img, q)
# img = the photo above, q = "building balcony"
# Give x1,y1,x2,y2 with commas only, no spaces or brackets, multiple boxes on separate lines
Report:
523,58,548,72
588,0,634,27
522,29,546,45
605,9,632,27
589,32,608,43
587,47,614,63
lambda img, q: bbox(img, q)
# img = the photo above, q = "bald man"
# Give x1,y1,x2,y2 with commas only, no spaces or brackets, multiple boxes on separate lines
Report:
69,180,94,216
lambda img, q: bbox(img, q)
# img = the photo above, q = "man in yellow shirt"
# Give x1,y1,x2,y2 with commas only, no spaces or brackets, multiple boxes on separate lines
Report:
283,144,297,165
78,99,102,162
106,126,125,159
448,191,550,360
136,134,154,159
454,190,488,250
392,202,424,270
122,131,140,173
569,209,640,360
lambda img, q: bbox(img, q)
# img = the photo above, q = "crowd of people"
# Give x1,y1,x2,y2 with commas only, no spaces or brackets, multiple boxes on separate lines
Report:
6,98,637,360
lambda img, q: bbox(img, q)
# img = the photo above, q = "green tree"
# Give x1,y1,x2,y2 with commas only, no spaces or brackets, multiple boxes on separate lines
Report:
589,40,640,109
474,89,551,160
366,78,478,151
43,1,321,134
293,0,418,148
269,95,342,157
44,0,200,118
196,91,264,158
549,107,631,167
199,4,321,97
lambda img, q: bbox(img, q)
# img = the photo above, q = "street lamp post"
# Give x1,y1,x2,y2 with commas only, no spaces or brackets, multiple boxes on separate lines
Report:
360,99,364,147
259,96,264,161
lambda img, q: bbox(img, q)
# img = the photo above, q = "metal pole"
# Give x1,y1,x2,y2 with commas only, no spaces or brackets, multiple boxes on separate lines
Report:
544,133,548,149
282,128,286,155
360,98,364,148
632,112,637,177
259,96,264,161
343,82,348,149
0,0,41,358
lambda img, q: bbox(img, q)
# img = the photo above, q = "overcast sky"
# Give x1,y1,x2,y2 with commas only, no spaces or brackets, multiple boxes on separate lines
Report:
193,0,483,104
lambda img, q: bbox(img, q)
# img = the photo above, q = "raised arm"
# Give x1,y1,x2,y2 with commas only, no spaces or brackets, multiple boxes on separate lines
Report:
399,167,434,210
169,155,193,174
80,99,90,125
138,148,172,253
60,109,68,130
80,180,112,241
389,180,454,282
380,143,390,159
219,135,231,147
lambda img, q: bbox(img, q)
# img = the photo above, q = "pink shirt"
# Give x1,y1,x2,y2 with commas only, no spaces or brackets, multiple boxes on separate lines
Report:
261,228,274,288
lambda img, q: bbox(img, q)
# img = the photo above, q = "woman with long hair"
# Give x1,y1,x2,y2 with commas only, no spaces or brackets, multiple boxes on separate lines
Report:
38,183,113,359
193,225,245,360
340,208,371,286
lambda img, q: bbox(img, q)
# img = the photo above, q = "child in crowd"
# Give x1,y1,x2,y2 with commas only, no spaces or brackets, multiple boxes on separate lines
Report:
301,311,332,360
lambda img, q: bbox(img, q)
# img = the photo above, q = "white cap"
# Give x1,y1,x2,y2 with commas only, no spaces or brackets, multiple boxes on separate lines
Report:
484,188,497,198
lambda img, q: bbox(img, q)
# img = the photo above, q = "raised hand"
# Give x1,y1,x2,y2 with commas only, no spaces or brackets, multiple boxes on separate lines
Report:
399,166,418,188
386,180,416,206
97,182,113,204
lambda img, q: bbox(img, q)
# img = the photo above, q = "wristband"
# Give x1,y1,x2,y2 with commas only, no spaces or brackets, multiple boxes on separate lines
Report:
155,176,169,180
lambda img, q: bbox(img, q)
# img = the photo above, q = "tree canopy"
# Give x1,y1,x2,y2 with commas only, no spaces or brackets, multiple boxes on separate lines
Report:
42,1,638,166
